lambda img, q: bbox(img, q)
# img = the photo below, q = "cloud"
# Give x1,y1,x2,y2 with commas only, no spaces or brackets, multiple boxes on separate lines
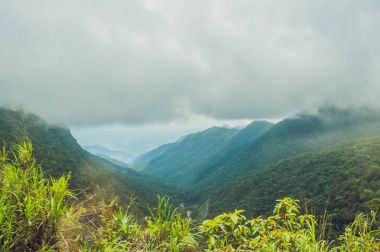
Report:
0,0,379,125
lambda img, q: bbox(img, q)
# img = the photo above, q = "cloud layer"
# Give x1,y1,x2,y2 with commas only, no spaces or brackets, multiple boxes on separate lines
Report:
1,0,380,125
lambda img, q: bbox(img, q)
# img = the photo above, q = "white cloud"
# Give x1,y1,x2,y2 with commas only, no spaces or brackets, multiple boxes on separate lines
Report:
0,0,379,125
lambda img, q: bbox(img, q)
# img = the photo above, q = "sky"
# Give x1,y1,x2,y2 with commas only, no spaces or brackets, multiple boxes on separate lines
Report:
1,0,380,155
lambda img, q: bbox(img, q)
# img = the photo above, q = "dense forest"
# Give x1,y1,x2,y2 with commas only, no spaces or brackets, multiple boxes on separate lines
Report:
211,138,380,231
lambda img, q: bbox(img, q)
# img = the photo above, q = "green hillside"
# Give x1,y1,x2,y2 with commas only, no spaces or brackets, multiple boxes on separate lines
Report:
0,107,171,211
210,137,380,230
188,107,380,196
140,121,273,185
141,126,240,184
135,107,380,207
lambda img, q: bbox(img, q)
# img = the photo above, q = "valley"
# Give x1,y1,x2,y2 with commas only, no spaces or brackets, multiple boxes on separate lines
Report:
2,106,380,226
1,106,380,250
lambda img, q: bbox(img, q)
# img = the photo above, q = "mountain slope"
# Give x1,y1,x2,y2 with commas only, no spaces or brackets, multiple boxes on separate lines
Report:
132,142,177,165
210,137,380,228
0,107,170,210
140,126,240,184
189,107,380,194
139,122,273,185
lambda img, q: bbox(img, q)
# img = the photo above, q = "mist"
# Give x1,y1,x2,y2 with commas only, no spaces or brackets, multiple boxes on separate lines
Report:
1,0,379,126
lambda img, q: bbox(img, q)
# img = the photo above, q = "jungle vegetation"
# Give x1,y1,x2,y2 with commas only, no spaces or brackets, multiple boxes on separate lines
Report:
0,142,379,251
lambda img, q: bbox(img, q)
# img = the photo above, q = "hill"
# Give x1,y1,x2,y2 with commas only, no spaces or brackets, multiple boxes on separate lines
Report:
0,107,171,211
210,137,380,230
188,107,380,195
137,107,380,195
134,107,380,221
140,126,241,184
139,121,273,185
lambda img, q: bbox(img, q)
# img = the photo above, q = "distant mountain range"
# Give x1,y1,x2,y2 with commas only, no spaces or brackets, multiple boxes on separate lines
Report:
83,144,134,167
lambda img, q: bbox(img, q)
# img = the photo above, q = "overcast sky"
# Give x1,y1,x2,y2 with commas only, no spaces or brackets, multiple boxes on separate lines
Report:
1,0,380,155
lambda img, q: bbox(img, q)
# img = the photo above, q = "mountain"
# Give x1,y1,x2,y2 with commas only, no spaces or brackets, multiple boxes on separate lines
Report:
132,142,176,165
83,144,134,164
134,107,380,220
210,137,380,229
139,126,241,184
139,106,380,192
138,122,274,185
0,107,171,212
226,120,274,146
188,107,380,195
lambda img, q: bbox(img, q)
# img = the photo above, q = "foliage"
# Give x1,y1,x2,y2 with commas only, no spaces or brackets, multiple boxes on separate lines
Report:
0,143,379,251
85,196,197,252
0,142,81,251
333,211,380,251
200,198,331,251
88,197,379,251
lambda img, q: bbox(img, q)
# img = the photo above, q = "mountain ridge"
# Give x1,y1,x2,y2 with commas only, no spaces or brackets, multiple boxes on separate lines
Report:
0,107,172,212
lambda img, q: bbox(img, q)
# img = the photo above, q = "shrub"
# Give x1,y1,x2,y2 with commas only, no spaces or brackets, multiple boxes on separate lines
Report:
0,142,81,251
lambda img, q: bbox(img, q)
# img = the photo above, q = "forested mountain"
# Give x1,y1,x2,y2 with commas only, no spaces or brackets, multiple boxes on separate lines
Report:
0,107,172,211
138,107,380,195
210,137,380,230
132,142,176,165
191,107,380,191
138,122,273,185
140,126,240,184
133,107,380,226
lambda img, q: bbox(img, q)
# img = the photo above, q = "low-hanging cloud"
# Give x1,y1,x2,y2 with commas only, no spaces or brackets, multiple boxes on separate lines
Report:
1,0,380,125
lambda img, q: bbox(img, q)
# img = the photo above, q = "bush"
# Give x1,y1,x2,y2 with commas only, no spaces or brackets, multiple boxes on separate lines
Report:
200,198,330,251
0,142,81,251
88,196,198,251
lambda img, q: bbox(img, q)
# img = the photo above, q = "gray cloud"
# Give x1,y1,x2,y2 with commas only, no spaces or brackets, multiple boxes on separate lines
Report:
1,0,380,125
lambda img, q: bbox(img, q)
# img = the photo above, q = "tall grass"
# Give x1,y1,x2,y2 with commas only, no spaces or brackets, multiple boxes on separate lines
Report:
0,142,81,251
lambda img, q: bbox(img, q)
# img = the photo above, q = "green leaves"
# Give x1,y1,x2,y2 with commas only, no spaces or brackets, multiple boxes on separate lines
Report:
333,210,380,251
0,141,379,251
0,142,77,251
200,198,330,251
